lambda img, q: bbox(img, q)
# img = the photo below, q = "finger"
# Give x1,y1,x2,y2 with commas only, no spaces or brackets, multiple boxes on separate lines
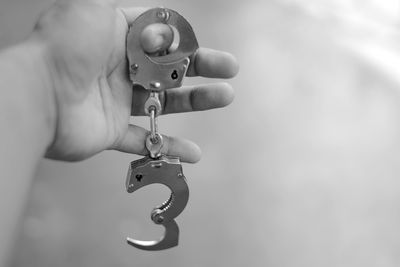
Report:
140,23,174,54
119,7,149,25
162,82,234,114
120,8,174,54
130,83,234,115
187,48,239,78
112,124,202,163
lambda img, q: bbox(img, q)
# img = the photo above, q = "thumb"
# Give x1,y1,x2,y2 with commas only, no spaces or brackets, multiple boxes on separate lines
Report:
120,7,174,54
140,23,174,54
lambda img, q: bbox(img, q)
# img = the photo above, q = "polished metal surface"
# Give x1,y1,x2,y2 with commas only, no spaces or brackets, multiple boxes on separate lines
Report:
127,7,198,91
145,133,163,159
126,155,189,250
144,92,162,116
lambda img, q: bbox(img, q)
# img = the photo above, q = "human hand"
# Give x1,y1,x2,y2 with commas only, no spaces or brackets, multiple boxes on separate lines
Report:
32,0,239,162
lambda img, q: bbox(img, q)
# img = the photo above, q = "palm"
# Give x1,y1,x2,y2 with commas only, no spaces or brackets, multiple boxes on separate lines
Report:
53,74,130,160
41,5,135,160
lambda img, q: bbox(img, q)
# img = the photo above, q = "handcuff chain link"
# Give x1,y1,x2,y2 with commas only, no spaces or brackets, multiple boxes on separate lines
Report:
145,92,163,158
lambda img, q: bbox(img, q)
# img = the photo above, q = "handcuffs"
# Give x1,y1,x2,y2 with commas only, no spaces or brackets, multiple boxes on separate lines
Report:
125,8,199,251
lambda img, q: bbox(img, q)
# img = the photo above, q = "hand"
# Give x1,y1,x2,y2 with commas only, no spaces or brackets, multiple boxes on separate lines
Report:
33,0,239,162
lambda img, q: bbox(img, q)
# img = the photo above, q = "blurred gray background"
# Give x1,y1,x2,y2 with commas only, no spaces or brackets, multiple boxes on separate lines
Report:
2,0,400,266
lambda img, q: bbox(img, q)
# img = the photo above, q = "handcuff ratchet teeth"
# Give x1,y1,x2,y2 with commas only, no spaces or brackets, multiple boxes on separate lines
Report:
125,7,199,250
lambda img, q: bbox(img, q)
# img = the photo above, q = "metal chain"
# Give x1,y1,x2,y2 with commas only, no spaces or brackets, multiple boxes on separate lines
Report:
144,92,163,158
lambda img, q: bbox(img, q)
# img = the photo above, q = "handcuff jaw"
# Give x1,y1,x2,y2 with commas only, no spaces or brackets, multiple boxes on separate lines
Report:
126,156,189,250
127,7,199,91
126,156,189,223
127,220,179,251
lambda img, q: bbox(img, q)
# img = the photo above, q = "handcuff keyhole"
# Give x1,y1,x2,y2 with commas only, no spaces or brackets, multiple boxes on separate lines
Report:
171,70,178,80
135,174,143,181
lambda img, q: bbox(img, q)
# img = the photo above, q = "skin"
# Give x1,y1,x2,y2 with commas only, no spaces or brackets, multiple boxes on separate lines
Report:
0,0,238,265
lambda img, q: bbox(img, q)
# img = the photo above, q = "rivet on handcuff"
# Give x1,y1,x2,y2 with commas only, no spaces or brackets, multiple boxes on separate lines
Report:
125,8,199,250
